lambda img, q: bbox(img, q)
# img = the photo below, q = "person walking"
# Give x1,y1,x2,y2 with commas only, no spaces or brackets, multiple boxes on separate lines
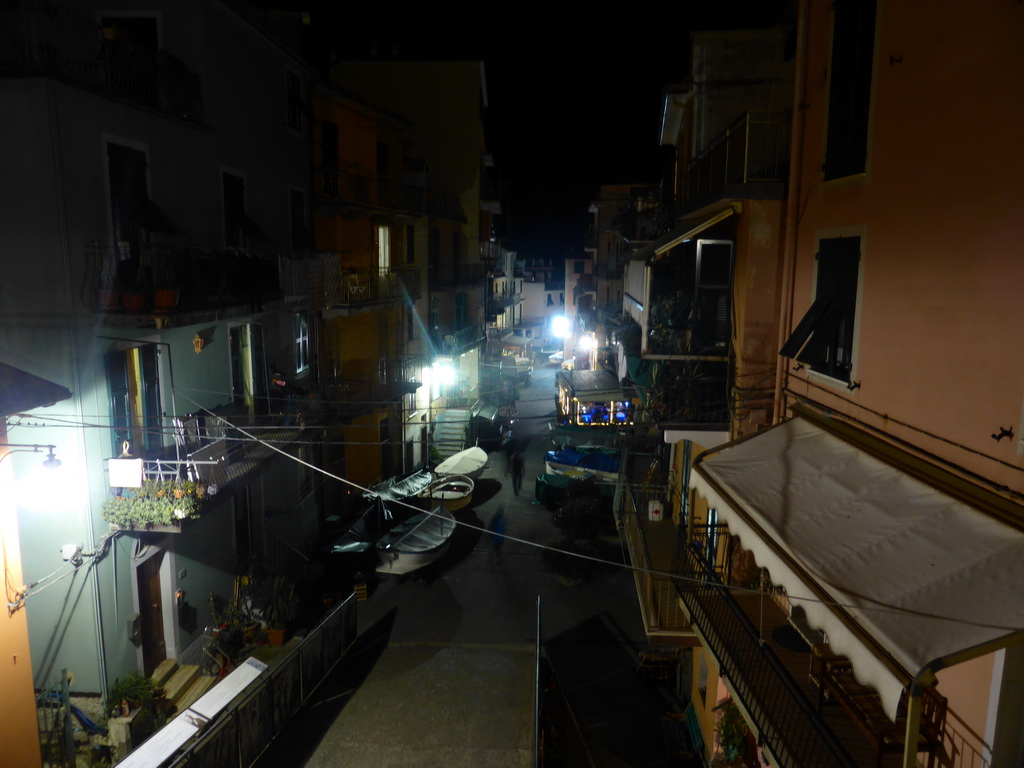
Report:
510,449,525,496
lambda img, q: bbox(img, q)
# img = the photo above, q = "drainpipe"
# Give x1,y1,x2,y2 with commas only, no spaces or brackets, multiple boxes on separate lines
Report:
49,84,109,701
773,0,811,425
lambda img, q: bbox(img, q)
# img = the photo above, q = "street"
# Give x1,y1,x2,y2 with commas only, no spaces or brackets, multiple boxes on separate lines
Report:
253,359,678,768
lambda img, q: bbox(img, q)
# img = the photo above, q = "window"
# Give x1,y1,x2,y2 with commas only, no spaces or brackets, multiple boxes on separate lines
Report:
574,261,584,275
293,312,309,374
430,296,439,330
406,225,415,265
824,0,877,180
230,324,269,414
452,230,462,261
407,309,415,341
429,228,440,274
286,70,302,131
780,236,861,382
693,240,733,350
321,121,339,195
106,345,161,455
377,224,391,271
454,293,467,327
559,292,564,305
376,141,389,204
290,190,307,252
547,294,554,307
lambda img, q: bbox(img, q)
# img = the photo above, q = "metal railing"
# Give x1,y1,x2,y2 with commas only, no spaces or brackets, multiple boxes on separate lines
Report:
85,242,283,314
672,534,857,768
316,360,421,418
1,2,204,123
687,110,790,202
322,258,421,306
938,706,991,768
640,358,730,426
430,324,485,355
314,166,426,213
168,595,358,768
621,482,692,634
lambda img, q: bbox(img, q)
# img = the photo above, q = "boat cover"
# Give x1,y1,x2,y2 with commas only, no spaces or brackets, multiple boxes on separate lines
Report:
434,446,488,477
363,470,434,501
378,506,456,554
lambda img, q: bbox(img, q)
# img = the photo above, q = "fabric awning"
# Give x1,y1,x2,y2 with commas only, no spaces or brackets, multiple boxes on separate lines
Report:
636,203,738,264
689,417,1024,720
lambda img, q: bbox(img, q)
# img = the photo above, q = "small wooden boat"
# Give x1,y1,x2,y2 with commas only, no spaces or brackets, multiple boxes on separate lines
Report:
418,474,474,510
433,446,488,480
375,505,456,575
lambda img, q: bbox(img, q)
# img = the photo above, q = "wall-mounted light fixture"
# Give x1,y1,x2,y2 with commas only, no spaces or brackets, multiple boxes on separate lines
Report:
1,443,60,468
193,333,205,354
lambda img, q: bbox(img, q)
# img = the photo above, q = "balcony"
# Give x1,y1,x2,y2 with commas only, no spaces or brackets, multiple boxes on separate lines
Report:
322,257,421,311
85,242,283,324
316,358,421,422
170,407,312,492
315,166,426,214
0,4,204,124
636,358,730,428
621,481,694,639
430,324,484,356
671,527,968,768
686,110,790,204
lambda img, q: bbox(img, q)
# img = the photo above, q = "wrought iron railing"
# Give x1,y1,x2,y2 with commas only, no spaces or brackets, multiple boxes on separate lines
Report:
322,257,421,306
640,358,730,426
314,166,426,213
85,242,283,314
1,2,204,123
316,360,421,419
672,534,857,768
686,111,790,202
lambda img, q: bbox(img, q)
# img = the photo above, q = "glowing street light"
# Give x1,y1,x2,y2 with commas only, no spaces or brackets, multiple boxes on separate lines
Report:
551,315,571,339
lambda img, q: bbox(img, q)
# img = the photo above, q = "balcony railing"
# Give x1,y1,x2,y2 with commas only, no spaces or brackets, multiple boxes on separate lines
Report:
430,324,484,355
686,110,790,203
673,531,858,768
316,359,421,421
85,242,282,316
322,258,421,307
622,481,693,636
315,166,426,213
1,3,204,123
640,359,730,427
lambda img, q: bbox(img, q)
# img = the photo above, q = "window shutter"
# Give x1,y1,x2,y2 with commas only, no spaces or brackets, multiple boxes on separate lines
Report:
105,351,130,455
139,345,161,452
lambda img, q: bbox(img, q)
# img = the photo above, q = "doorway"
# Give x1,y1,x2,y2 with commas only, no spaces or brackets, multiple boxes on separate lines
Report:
136,551,166,675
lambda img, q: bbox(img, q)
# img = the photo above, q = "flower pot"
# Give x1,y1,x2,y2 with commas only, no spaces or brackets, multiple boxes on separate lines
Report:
266,627,286,647
153,288,180,310
121,292,146,311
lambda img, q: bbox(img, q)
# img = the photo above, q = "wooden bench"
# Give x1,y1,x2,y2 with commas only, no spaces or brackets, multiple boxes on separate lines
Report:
811,645,946,768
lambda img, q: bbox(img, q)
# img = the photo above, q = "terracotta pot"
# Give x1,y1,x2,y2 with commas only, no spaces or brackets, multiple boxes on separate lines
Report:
121,292,146,312
266,627,286,647
153,288,180,309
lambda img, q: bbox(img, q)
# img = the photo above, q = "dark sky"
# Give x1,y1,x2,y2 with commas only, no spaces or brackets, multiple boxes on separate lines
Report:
304,6,792,259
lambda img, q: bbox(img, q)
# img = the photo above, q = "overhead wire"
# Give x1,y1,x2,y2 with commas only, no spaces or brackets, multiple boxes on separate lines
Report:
173,392,1023,635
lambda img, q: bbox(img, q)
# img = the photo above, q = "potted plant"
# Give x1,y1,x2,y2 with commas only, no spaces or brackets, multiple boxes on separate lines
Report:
102,478,203,530
260,575,300,646
106,671,159,719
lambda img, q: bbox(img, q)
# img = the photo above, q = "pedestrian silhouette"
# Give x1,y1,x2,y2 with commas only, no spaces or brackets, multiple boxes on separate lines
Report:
488,506,507,558
510,450,525,496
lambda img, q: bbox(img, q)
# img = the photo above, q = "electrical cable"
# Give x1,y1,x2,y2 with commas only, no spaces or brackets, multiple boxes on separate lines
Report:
173,392,1024,634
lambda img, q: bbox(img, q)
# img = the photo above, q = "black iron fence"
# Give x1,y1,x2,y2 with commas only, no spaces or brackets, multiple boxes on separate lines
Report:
687,111,790,202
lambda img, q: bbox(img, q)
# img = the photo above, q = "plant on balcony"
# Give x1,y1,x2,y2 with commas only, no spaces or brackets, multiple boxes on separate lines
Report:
101,479,203,529
714,700,752,765
105,671,159,719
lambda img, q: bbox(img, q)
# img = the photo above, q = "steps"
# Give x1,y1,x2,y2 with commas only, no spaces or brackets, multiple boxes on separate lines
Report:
149,658,216,716
434,409,470,458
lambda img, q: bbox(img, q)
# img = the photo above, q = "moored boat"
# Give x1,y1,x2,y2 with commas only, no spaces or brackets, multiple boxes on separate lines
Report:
418,474,474,510
433,446,488,480
375,505,456,575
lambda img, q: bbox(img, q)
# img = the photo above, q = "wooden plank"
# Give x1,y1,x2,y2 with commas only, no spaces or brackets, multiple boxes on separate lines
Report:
150,658,178,688
163,665,200,704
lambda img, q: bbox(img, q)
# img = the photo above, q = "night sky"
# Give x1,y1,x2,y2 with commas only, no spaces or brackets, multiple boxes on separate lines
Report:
304,5,792,259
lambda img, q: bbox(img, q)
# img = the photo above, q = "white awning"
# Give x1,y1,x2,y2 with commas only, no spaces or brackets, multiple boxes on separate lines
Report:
689,417,1024,720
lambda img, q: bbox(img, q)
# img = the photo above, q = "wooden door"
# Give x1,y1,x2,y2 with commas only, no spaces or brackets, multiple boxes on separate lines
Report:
137,553,165,675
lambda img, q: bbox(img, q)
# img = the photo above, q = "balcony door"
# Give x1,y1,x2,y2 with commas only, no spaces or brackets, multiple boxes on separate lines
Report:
230,324,269,416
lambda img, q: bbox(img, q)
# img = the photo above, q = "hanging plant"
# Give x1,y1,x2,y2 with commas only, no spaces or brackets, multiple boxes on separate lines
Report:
102,478,204,529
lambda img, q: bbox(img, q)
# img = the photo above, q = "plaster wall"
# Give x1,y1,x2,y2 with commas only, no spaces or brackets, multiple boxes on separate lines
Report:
787,0,1024,494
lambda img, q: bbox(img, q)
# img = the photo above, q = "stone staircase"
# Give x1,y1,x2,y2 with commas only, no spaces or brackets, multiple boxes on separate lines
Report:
433,409,470,458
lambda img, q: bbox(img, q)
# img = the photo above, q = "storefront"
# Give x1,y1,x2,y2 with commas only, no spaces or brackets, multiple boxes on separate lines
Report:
556,369,638,427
